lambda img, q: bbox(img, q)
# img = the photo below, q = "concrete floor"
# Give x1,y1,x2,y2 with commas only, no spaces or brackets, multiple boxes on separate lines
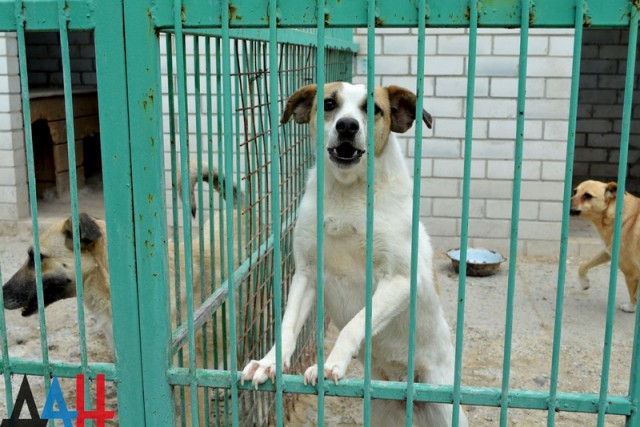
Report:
0,190,635,426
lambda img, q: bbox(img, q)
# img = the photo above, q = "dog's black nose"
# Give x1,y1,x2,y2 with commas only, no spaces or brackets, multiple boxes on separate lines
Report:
336,118,359,137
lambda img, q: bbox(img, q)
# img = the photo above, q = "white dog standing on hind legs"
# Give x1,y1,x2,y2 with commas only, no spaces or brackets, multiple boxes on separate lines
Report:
241,82,468,426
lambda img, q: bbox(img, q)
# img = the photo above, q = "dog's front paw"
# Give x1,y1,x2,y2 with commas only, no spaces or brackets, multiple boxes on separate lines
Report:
241,357,285,389
619,303,636,313
303,363,345,386
325,364,345,384
303,364,319,385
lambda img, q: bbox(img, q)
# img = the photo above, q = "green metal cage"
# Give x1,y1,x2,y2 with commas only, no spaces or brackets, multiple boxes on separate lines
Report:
0,0,639,426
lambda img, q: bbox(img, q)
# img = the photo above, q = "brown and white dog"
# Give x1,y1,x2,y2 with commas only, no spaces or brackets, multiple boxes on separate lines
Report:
241,82,467,426
2,165,244,424
571,179,640,313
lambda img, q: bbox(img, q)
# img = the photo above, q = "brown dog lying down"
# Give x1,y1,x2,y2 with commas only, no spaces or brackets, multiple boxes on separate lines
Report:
2,166,249,424
570,179,640,313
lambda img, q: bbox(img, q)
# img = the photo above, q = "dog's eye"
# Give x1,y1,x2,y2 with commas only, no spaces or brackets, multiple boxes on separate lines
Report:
582,193,593,201
324,99,336,112
359,103,383,116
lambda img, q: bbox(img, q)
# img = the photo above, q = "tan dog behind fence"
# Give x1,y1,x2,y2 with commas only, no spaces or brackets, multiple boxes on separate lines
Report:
570,179,640,313
2,163,251,425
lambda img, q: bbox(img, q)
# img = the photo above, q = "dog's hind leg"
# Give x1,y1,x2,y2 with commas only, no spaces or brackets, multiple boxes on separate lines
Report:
578,250,611,290
620,273,639,313
370,399,467,427
175,386,206,426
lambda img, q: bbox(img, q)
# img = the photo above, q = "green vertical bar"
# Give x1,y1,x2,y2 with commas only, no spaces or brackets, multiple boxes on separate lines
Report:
315,0,327,423
56,0,90,386
547,1,583,425
363,0,375,423
233,48,245,382
231,41,247,421
452,1,478,426
500,1,529,425
165,33,188,427
14,0,52,394
405,0,427,423
245,43,260,399
207,36,225,427
260,36,270,426
628,291,640,427
233,41,243,267
268,2,285,424
121,0,175,424
172,11,199,423
205,37,216,311
56,1,92,411
597,9,638,426
214,36,228,376
214,42,231,427
193,35,212,427
0,267,13,416
93,0,145,423
221,1,241,425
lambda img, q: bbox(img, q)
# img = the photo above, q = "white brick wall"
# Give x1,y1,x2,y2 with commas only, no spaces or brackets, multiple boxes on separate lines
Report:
0,33,28,220
0,29,580,255
353,28,573,254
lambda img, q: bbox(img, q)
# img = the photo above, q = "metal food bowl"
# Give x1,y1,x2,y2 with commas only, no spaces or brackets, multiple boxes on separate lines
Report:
446,248,507,277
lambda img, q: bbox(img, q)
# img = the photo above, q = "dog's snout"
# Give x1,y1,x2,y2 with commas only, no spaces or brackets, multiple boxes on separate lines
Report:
336,118,359,137
2,276,32,310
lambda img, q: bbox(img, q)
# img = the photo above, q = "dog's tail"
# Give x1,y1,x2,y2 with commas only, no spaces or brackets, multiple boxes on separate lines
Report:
177,160,242,217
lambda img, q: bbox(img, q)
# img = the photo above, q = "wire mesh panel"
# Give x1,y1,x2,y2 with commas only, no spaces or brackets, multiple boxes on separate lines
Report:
158,29,354,426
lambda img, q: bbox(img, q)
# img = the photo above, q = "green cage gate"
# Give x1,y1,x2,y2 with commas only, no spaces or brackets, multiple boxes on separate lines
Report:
0,0,639,426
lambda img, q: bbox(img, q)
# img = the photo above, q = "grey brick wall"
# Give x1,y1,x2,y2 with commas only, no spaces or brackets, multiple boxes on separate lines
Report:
575,29,640,194
25,31,96,88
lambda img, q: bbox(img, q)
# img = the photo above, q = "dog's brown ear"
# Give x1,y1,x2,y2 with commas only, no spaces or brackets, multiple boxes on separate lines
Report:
422,110,433,129
605,182,618,201
281,84,317,125
386,85,433,133
63,213,102,249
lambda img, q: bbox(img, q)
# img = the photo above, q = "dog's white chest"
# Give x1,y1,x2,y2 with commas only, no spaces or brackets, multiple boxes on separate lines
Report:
324,214,362,237
321,206,389,327
323,213,367,271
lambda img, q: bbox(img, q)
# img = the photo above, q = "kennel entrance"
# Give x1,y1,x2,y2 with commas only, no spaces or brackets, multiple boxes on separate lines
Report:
29,88,100,198
1,0,640,426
